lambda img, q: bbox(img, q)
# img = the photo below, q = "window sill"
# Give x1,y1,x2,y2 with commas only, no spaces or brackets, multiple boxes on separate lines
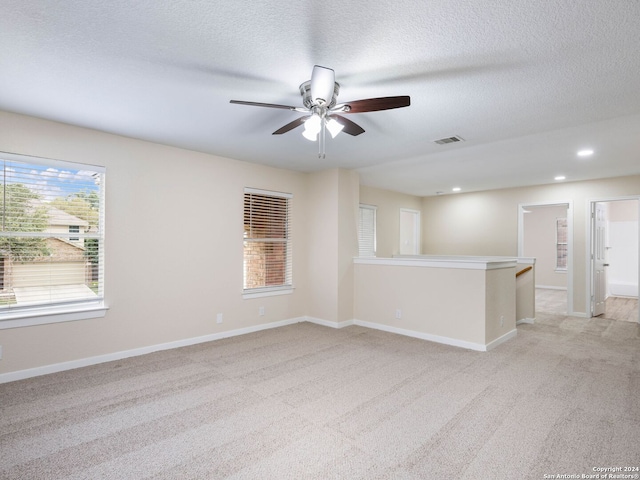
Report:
242,287,294,300
0,303,108,330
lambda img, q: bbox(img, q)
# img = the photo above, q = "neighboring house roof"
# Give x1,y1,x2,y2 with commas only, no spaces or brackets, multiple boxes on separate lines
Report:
45,206,89,228
26,200,90,228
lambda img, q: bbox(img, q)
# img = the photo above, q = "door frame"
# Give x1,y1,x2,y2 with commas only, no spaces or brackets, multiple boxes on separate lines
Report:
587,195,640,322
518,200,574,316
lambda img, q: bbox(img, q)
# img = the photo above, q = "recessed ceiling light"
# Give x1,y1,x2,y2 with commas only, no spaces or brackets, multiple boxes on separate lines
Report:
577,149,594,157
554,175,566,181
452,187,461,192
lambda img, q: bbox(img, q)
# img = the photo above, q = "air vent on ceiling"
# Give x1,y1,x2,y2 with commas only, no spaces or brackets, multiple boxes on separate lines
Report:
434,135,464,145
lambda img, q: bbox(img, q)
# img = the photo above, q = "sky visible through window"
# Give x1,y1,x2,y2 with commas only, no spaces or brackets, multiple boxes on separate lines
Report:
3,160,100,202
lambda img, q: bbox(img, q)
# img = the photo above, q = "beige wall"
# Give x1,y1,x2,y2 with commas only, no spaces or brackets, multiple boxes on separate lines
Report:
484,267,516,344
306,168,360,323
359,186,422,257
0,111,311,374
353,261,516,348
354,263,486,344
422,177,640,314
337,169,360,322
522,205,568,288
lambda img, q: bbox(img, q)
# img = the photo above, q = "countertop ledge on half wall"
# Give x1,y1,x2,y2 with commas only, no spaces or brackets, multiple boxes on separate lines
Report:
355,255,519,270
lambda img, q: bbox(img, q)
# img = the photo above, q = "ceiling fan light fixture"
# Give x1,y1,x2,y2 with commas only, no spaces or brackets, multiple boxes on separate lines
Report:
302,128,318,141
230,65,410,157
326,118,344,138
302,114,322,141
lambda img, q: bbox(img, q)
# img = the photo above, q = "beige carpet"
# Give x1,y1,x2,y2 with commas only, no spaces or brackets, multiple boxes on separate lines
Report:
1,314,639,479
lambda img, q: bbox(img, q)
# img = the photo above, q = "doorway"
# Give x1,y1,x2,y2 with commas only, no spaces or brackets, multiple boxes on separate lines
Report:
588,197,640,323
518,201,573,315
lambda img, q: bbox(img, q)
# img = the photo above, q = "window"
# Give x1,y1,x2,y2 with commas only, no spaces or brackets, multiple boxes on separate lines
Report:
556,217,568,270
69,225,80,242
243,188,292,297
358,204,377,257
0,152,105,324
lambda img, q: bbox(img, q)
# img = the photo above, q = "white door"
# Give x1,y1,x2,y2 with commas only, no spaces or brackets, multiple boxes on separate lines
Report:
592,202,608,316
399,209,420,255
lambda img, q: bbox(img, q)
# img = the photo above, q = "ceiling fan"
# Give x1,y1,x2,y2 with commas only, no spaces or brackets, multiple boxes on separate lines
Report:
230,65,411,158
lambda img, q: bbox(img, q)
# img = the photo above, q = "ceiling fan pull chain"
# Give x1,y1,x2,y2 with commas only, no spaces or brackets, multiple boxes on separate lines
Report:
319,121,325,159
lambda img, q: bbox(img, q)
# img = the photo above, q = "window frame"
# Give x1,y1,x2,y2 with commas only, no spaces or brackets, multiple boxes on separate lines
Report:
242,187,293,299
0,151,107,329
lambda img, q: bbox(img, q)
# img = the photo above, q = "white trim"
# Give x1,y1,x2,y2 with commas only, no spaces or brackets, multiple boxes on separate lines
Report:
242,287,294,299
516,318,535,325
305,316,354,329
0,316,305,384
535,285,567,291
485,329,518,351
0,150,106,173
243,187,292,199
0,305,108,330
517,257,536,265
353,319,489,351
0,315,522,384
359,256,517,270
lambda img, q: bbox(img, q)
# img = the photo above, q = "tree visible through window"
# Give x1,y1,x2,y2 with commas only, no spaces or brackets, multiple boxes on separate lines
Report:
0,153,104,317
243,189,292,292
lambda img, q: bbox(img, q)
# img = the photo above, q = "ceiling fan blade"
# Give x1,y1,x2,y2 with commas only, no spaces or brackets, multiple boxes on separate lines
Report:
331,115,365,136
272,116,310,135
310,65,335,105
230,100,298,110
338,96,411,113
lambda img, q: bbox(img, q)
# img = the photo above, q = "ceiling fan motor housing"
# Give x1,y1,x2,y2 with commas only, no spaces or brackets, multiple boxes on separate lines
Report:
299,80,340,109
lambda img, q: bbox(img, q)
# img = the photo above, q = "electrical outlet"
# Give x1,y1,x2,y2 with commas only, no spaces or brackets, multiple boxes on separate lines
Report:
216,313,223,324
395,309,402,319
500,315,504,327
259,306,265,316
0,345,3,360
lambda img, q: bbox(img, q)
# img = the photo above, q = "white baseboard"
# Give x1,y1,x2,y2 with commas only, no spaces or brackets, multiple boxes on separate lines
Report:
535,285,567,291
352,319,491,352
0,316,305,384
0,315,520,384
304,316,354,329
485,329,518,351
516,317,535,325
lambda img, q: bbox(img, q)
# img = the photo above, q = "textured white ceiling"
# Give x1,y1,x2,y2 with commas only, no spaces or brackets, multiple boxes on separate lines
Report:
1,0,640,196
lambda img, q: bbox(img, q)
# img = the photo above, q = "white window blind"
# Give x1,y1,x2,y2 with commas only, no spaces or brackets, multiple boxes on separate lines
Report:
358,204,377,257
243,188,292,293
556,217,568,270
0,152,105,318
